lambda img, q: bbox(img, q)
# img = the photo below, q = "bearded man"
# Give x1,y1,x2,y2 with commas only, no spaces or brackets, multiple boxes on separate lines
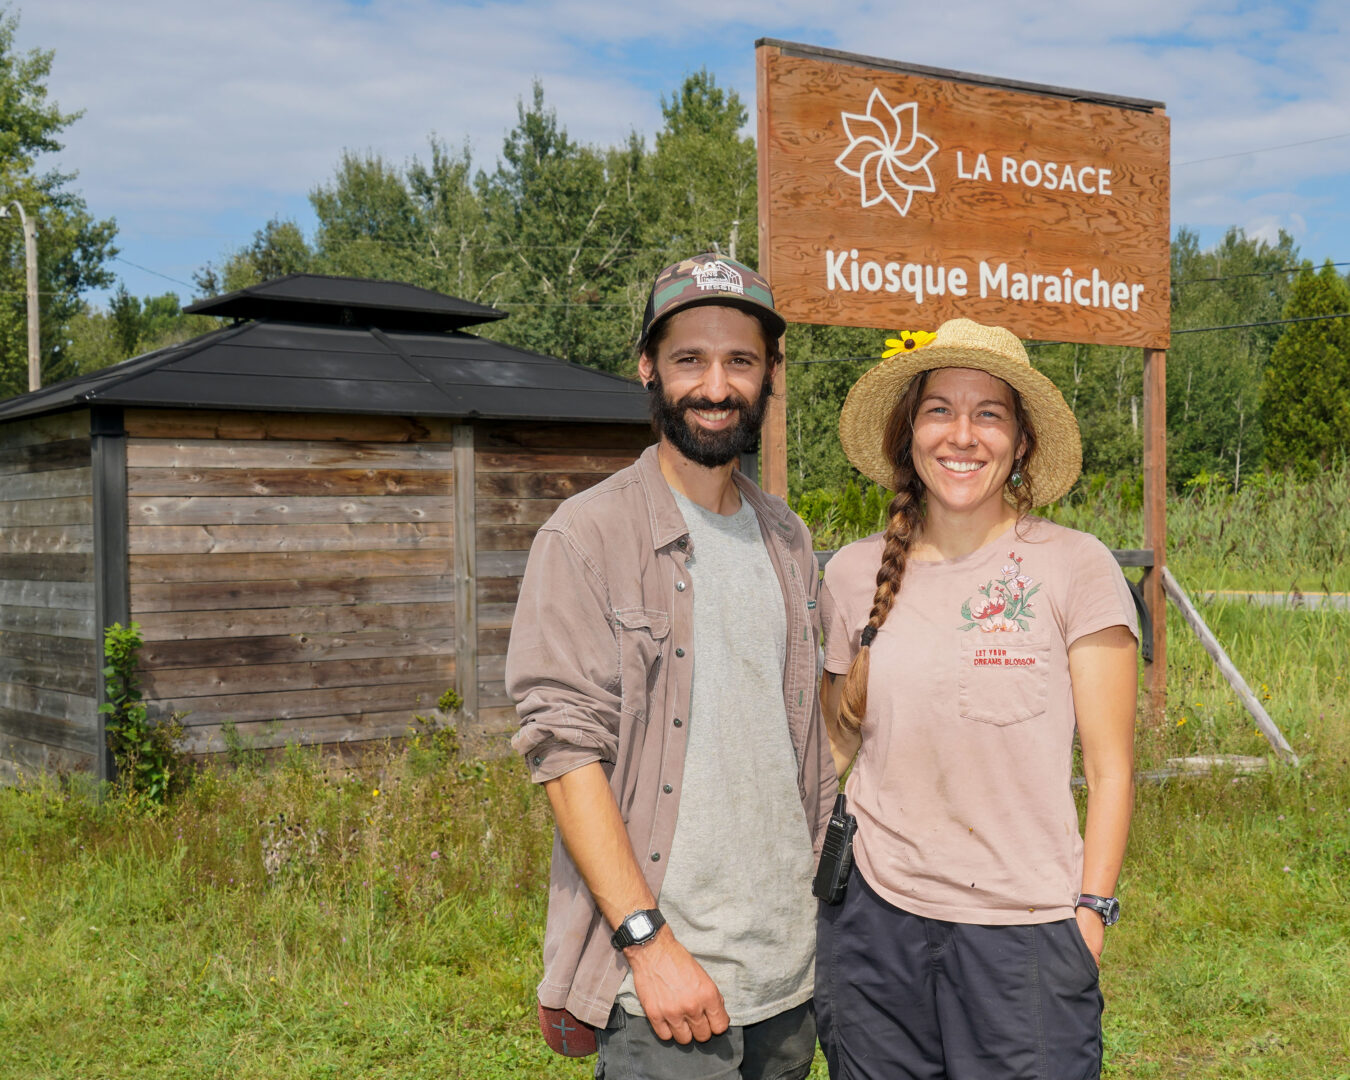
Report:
507,253,836,1079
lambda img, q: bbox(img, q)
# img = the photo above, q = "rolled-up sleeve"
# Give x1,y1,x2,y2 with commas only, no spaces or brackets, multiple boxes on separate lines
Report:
506,525,623,783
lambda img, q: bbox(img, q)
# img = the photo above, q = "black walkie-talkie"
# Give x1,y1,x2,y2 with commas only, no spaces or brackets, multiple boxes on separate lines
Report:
812,793,857,904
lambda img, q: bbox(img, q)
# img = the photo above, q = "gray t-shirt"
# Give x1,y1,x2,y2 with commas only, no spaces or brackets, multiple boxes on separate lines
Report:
617,487,817,1024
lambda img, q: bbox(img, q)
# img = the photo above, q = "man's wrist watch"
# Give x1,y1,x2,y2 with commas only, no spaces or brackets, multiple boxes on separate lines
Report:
611,908,666,949
1076,893,1121,927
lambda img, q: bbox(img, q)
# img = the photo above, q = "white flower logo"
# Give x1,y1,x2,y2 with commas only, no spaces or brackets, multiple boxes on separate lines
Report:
835,89,939,217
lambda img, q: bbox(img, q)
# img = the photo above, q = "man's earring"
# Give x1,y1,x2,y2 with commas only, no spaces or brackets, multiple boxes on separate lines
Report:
644,381,655,391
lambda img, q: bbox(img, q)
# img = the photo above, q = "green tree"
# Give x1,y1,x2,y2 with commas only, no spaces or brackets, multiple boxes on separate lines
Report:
196,216,313,295
63,286,211,374
476,82,645,371
1261,261,1350,476
0,10,117,396
645,69,758,267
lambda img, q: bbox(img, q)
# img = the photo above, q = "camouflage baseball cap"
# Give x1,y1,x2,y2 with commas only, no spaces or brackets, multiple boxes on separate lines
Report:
637,253,786,354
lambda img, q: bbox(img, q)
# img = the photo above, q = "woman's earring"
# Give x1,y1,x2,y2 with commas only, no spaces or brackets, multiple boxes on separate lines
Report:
1009,462,1024,488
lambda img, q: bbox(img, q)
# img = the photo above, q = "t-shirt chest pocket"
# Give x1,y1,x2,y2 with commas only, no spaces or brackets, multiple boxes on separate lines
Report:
614,607,670,721
957,633,1051,726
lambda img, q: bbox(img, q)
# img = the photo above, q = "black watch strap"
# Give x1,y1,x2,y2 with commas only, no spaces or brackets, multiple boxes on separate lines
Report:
611,908,666,949
1076,893,1121,927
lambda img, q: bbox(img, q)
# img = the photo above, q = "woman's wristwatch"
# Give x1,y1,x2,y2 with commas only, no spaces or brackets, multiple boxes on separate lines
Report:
611,908,666,949
1075,893,1121,926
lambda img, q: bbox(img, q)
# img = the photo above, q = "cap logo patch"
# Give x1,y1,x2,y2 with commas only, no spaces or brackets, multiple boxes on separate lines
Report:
692,259,745,295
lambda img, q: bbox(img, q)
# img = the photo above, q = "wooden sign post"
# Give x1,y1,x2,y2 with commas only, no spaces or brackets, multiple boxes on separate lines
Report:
756,39,1171,713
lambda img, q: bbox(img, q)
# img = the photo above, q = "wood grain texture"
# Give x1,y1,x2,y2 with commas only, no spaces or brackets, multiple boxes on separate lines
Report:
126,467,451,497
475,524,540,552
0,730,94,779
128,547,451,585
453,424,478,726
139,627,455,670
757,46,1170,348
475,471,611,500
475,499,562,527
0,683,98,731
151,680,451,725
0,467,93,501
0,524,94,554
0,631,98,670
142,653,453,699
0,655,99,697
475,450,640,474
0,412,88,451
127,438,455,470
175,711,430,754
0,604,96,637
0,553,92,582
0,579,94,610
128,495,452,526
474,421,652,452
123,410,455,443
135,601,452,642
131,574,452,613
128,521,452,555
0,495,93,528
0,438,91,476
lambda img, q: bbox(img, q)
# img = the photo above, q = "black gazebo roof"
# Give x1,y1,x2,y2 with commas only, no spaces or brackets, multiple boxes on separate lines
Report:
0,274,648,425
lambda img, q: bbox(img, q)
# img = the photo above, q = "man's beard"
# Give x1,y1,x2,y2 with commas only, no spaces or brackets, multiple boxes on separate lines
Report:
649,368,773,468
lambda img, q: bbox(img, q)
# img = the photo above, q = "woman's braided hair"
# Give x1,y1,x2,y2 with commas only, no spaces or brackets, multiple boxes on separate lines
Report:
837,369,1039,734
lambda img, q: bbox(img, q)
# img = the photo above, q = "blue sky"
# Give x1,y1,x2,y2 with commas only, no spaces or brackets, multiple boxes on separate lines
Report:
19,1,1350,306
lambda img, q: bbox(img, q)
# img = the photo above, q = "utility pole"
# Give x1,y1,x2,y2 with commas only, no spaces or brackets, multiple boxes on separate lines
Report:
1,202,40,391
729,220,740,262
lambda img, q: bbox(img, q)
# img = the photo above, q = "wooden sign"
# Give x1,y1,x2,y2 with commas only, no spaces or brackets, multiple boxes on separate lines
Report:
756,40,1171,348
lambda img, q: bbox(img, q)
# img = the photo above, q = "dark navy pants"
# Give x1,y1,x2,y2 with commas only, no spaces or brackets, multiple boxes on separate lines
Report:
816,869,1103,1080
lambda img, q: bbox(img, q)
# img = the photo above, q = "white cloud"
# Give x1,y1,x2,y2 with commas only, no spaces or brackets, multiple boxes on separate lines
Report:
16,0,1350,297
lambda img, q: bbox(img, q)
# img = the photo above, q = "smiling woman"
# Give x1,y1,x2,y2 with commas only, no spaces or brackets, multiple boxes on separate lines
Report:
815,317,1140,1080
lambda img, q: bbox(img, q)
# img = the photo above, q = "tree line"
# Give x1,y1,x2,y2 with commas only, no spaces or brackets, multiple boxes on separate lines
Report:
4,11,1347,493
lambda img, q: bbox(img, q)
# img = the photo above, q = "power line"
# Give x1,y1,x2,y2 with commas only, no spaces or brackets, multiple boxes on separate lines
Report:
1175,130,1350,166
1173,311,1350,335
1175,260,1350,286
111,256,197,290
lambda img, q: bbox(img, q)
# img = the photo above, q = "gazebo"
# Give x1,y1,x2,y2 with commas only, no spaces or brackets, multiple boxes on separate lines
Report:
0,274,651,783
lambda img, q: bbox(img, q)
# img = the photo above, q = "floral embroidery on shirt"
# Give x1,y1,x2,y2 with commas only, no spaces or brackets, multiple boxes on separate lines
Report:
959,550,1039,632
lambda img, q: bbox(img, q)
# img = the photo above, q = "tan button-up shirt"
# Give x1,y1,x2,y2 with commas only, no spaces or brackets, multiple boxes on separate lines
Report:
507,444,836,1028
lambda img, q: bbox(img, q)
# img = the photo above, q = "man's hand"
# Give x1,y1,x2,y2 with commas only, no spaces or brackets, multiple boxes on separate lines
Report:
625,926,729,1044
1074,905,1104,966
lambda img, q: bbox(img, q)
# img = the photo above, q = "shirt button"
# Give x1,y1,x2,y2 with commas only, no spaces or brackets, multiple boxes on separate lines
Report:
532,756,542,767
651,852,661,862
673,718,682,727
663,784,673,794
675,647,685,657
675,580,686,592
676,538,687,549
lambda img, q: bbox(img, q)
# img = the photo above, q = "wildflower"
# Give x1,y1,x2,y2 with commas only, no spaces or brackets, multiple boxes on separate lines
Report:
1282,866,1292,873
1176,717,1187,727
430,851,441,860
372,788,380,797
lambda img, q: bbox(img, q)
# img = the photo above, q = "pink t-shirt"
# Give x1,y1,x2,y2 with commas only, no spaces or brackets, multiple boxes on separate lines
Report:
821,516,1137,924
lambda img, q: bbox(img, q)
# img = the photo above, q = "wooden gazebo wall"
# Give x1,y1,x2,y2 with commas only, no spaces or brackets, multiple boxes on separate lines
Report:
1,406,651,781
458,420,652,752
0,411,100,783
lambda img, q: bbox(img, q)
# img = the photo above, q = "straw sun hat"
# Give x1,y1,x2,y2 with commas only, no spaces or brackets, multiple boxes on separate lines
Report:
838,318,1083,507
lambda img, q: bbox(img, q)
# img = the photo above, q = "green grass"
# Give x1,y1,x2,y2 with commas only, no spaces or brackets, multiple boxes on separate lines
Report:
2,503,1349,1076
